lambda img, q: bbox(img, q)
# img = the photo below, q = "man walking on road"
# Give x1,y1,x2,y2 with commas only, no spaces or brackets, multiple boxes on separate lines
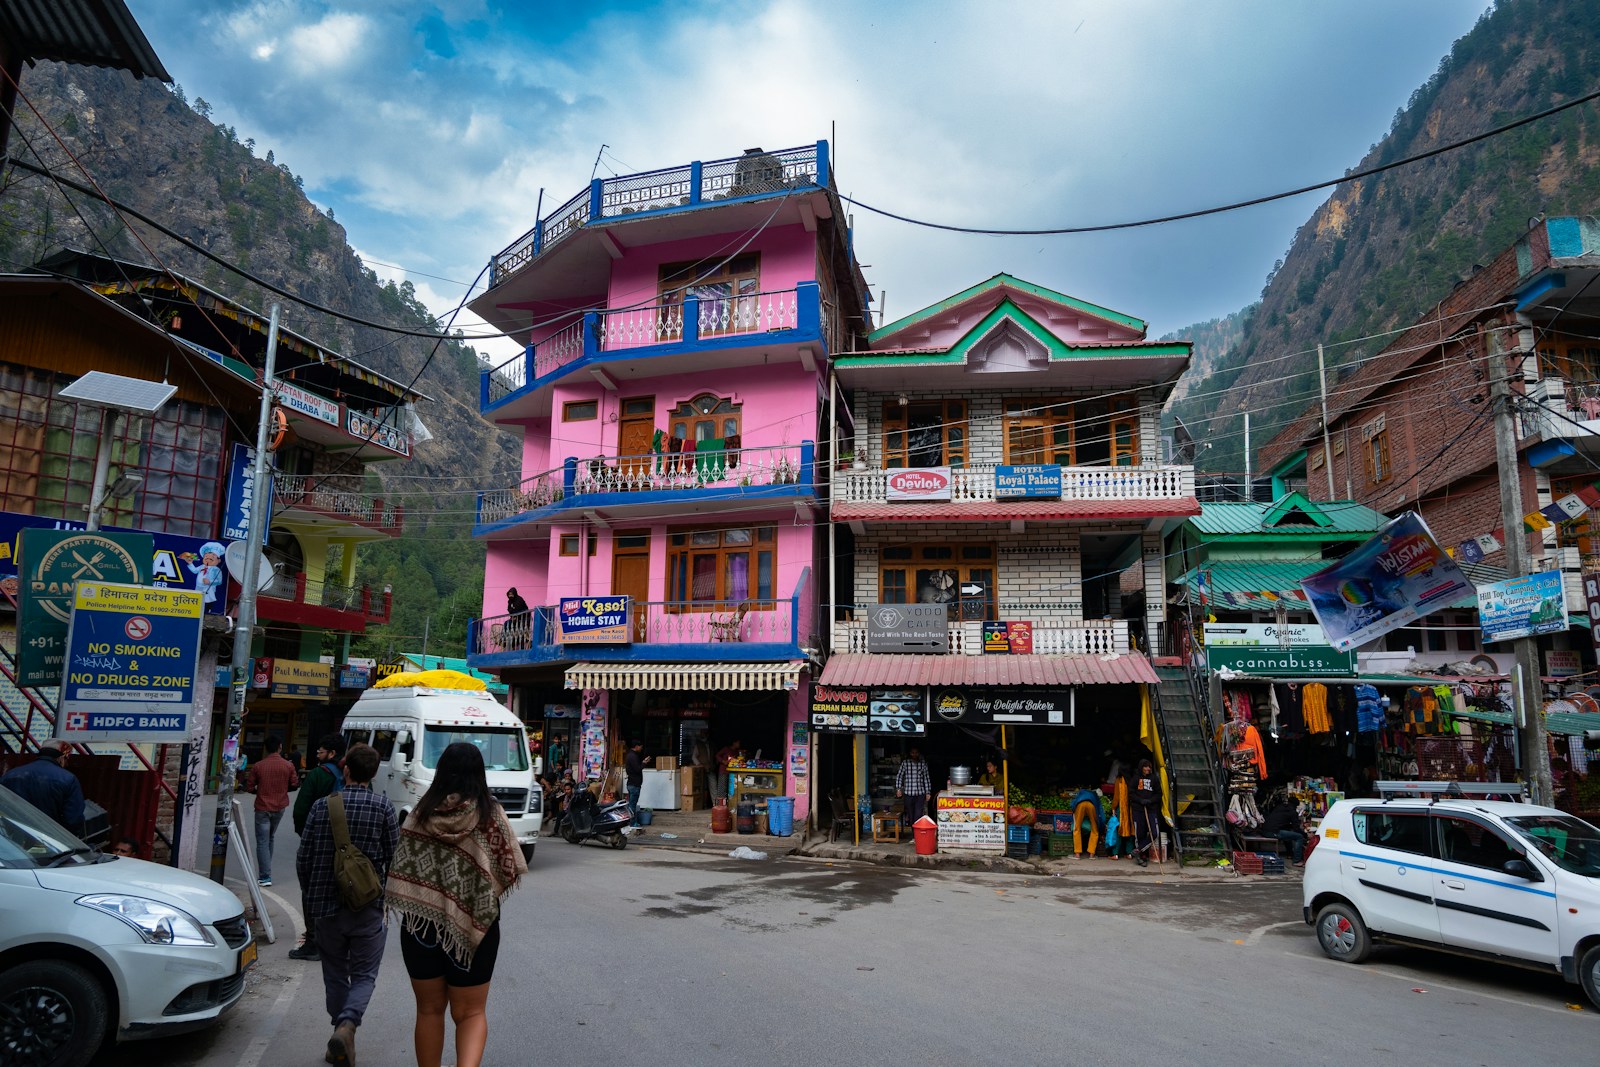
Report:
290,733,346,961
0,739,85,836
296,743,398,1067
895,747,933,828
244,734,298,886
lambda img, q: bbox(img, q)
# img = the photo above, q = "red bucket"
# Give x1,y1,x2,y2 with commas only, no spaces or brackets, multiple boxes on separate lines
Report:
913,815,938,856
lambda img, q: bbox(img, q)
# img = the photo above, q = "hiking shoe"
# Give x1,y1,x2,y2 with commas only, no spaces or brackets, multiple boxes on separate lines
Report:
288,943,321,961
328,1021,356,1067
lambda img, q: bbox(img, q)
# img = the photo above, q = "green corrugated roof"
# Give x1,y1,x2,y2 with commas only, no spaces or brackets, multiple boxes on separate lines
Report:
399,653,509,696
1545,710,1600,736
1187,494,1390,537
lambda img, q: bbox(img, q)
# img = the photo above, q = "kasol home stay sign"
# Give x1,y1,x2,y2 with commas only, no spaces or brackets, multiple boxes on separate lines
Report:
556,596,632,644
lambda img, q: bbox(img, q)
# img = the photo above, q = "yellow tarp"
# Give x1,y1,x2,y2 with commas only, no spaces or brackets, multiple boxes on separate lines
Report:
374,669,487,691
1139,687,1174,823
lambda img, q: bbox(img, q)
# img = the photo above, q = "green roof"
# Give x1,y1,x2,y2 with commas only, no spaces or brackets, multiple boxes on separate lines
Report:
398,653,509,695
1187,494,1390,537
870,272,1146,343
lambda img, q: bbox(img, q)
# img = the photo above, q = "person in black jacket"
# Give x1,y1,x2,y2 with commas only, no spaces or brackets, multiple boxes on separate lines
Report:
1260,794,1307,864
1,740,85,836
1131,758,1162,867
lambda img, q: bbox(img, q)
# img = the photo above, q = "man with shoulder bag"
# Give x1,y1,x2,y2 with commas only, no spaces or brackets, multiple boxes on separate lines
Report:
296,743,398,1067
290,733,347,962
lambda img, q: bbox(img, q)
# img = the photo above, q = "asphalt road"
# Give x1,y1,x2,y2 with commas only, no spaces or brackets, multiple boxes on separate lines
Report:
93,827,1596,1066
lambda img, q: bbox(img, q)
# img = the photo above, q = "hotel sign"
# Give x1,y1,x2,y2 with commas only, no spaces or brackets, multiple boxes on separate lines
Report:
886,467,952,502
994,465,1062,499
556,596,632,644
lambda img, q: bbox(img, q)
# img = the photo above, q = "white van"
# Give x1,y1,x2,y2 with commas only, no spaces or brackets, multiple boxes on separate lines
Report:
1303,793,1600,1006
341,685,542,861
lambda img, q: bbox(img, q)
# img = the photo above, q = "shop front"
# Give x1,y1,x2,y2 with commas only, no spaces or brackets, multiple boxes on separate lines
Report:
560,660,812,821
812,652,1164,852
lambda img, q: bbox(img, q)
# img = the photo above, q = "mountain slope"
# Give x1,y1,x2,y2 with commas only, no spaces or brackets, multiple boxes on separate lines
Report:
0,62,519,656
1169,0,1600,474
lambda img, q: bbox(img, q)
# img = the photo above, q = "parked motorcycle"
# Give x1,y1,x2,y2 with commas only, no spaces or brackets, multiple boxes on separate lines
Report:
558,788,632,849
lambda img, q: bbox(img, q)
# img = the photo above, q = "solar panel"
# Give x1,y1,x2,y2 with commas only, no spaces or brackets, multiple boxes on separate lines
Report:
59,371,178,415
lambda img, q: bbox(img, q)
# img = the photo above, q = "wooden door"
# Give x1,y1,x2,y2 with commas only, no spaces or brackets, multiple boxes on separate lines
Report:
612,530,651,640
618,396,656,482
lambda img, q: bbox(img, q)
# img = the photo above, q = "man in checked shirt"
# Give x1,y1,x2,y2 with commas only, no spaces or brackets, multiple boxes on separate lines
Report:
296,743,398,1067
896,746,934,827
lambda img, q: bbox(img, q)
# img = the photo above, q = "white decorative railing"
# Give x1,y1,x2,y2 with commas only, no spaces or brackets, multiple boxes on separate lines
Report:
273,475,401,530
830,617,1129,656
485,351,527,404
574,442,803,495
532,320,585,380
699,289,800,339
474,599,794,655
596,301,683,351
478,468,565,525
834,464,1194,505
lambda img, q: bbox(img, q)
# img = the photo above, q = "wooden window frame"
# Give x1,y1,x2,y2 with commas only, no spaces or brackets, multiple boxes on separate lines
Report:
1363,415,1390,484
882,399,968,468
559,533,597,557
669,393,741,443
1002,398,1076,465
878,542,996,622
666,525,776,610
562,400,598,422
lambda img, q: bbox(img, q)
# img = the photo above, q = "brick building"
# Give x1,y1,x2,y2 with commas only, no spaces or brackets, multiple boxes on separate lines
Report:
1258,216,1600,650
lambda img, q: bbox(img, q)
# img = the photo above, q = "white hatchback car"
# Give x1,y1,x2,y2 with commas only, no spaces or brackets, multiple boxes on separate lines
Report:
1303,795,1600,1006
0,787,255,1066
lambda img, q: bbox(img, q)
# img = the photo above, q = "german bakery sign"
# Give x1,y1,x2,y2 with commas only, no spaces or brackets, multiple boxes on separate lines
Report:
887,467,952,503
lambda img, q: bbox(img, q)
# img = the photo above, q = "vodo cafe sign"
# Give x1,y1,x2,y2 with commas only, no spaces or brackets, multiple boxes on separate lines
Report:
887,467,952,502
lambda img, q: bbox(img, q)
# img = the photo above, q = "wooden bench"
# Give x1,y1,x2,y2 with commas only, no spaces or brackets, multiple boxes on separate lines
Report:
1238,834,1283,855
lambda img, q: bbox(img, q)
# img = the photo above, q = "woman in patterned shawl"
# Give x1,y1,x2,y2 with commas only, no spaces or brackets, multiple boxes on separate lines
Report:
388,742,527,1067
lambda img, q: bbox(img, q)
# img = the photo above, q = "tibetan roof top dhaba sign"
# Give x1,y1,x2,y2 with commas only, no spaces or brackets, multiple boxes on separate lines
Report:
17,529,151,687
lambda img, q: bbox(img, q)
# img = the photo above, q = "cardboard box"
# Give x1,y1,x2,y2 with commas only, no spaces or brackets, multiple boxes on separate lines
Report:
654,756,678,770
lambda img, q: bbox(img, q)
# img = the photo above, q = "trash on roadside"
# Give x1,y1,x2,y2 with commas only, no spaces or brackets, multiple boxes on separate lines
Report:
728,846,768,860
659,832,678,839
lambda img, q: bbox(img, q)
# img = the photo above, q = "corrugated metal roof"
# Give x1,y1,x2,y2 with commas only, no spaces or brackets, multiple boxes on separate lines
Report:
0,0,170,80
564,661,803,691
1187,498,1390,536
833,497,1201,523
817,652,1159,687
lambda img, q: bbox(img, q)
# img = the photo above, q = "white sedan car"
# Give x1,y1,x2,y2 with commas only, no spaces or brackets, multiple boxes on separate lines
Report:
0,787,255,1066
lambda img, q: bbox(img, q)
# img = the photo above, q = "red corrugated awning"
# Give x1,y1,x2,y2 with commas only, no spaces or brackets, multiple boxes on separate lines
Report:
817,652,1160,687
831,497,1201,522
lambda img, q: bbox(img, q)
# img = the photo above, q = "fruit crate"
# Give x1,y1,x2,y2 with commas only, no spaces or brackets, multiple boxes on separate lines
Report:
1005,841,1030,859
1231,851,1264,875
1006,825,1031,844
1046,832,1077,857
1260,854,1287,875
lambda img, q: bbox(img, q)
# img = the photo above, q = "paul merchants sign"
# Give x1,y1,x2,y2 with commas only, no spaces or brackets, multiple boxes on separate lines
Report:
556,596,632,644
58,580,203,744
17,529,151,687
886,467,952,503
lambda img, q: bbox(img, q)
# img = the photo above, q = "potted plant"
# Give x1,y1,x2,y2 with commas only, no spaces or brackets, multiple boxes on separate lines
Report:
850,449,867,471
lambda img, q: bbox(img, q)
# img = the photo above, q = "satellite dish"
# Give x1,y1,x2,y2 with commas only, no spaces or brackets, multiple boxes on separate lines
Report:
225,540,274,593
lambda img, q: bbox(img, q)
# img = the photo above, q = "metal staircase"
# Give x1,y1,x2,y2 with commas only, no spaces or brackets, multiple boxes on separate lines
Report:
1154,664,1230,858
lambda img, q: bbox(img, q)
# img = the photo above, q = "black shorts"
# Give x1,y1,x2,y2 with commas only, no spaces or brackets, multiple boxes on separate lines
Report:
400,919,501,987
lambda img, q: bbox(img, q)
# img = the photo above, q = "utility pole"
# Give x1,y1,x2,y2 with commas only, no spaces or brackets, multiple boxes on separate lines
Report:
1317,343,1337,499
421,614,431,661
1487,323,1554,806
210,303,281,883
1242,410,1251,501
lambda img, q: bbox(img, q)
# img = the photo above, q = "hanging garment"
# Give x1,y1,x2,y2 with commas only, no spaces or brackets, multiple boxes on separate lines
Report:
1432,685,1456,733
1331,685,1356,736
723,433,741,469
1355,684,1384,733
1275,683,1306,735
1267,685,1282,735
1402,686,1438,734
1302,682,1331,734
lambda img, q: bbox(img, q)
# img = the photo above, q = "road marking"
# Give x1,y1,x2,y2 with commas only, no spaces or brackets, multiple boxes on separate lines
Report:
235,963,303,1067
1244,920,1301,946
258,886,304,943
1278,949,1582,1018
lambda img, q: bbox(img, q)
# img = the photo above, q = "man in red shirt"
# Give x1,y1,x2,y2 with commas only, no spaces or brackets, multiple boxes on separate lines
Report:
245,735,299,886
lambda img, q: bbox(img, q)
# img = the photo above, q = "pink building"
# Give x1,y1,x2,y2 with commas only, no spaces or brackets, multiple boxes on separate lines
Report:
467,143,868,822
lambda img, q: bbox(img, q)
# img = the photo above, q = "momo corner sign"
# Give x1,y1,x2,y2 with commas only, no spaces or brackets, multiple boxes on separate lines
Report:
58,581,203,743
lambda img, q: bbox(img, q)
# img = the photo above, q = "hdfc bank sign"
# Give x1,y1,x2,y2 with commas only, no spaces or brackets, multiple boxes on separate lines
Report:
887,466,952,502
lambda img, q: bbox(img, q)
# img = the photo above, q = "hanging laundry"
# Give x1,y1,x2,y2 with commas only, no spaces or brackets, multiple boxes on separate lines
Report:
1355,683,1384,733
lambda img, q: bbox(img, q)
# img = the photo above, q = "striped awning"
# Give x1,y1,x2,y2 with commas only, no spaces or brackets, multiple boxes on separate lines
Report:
563,661,804,692
817,652,1160,687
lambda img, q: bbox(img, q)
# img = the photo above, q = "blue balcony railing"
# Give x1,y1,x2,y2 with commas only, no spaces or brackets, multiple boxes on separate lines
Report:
479,284,821,413
474,442,815,533
467,571,811,667
489,142,827,288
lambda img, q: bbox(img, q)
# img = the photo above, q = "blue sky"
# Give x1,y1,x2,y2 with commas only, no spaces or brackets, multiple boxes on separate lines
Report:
127,1,1493,360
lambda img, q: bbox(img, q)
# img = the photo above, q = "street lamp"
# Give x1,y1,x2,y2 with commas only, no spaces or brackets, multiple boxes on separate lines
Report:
59,371,176,531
